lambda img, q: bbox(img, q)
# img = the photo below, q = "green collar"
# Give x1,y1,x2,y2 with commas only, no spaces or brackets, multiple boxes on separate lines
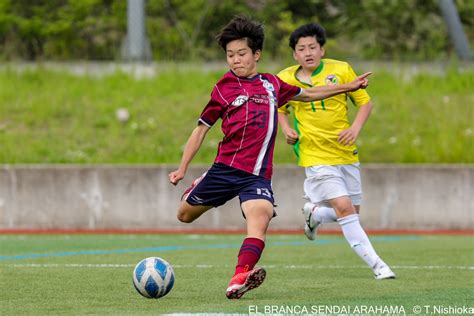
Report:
293,61,324,86
311,60,324,76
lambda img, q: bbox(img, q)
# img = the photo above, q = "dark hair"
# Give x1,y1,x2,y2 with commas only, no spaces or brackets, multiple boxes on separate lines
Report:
289,23,326,50
216,15,264,53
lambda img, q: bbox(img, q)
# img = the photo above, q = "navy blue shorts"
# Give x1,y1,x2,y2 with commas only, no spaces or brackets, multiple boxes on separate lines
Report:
183,163,275,208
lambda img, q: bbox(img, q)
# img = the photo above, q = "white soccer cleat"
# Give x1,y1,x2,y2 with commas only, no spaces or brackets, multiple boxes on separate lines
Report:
373,261,396,280
302,202,321,240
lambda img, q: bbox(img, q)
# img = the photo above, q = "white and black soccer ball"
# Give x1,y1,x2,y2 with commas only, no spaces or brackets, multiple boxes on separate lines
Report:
132,257,175,298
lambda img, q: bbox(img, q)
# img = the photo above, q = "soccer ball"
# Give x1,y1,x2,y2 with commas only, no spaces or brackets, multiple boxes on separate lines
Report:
132,257,175,298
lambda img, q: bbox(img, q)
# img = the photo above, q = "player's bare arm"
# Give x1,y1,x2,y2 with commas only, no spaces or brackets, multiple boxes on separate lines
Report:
293,72,372,102
278,112,298,145
338,101,373,146
169,124,210,185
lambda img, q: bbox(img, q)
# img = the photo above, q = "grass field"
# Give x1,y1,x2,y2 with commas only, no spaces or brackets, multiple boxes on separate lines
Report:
1,65,473,164
0,233,473,315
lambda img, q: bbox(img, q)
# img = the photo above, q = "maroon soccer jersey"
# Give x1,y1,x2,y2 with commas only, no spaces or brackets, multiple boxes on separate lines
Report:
199,71,301,179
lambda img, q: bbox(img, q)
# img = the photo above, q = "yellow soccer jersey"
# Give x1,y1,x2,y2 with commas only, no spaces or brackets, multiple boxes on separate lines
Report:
277,59,371,166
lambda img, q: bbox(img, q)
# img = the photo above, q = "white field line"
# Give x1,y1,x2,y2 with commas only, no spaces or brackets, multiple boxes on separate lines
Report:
2,263,473,270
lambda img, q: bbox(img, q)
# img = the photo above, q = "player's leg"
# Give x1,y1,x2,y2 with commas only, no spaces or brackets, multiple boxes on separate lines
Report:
242,199,273,239
330,196,395,279
302,178,361,235
303,165,395,279
238,199,273,275
302,165,345,239
176,201,212,223
354,205,360,214
226,176,274,299
302,164,363,238
331,196,379,267
338,164,395,279
177,163,234,223
302,203,337,224
226,199,272,299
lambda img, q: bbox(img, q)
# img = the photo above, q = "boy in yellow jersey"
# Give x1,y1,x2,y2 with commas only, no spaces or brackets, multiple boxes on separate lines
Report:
277,23,395,279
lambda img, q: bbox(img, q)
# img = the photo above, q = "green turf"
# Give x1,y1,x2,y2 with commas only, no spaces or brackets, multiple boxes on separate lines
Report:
0,234,473,315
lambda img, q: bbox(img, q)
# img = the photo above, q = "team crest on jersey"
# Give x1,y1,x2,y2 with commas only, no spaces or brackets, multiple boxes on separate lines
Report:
232,95,249,106
261,79,275,92
325,75,338,85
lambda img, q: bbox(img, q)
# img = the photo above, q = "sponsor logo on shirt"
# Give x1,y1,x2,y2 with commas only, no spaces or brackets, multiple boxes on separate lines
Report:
325,75,338,85
261,79,275,91
231,95,249,106
250,94,270,105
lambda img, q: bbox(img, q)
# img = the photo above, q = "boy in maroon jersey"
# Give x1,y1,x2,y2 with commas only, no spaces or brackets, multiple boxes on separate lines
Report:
169,15,371,299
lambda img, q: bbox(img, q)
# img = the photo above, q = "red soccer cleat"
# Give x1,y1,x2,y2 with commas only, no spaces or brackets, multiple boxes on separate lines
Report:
225,267,266,299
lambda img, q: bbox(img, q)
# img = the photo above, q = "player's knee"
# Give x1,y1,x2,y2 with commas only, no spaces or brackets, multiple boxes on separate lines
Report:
177,206,191,223
177,211,194,223
335,204,356,218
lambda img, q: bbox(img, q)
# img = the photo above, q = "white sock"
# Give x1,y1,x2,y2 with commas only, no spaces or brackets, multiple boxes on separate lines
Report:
338,214,380,268
313,206,337,223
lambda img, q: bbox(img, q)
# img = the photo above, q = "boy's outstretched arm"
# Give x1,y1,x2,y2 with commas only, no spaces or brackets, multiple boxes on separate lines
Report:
169,124,210,185
293,72,372,102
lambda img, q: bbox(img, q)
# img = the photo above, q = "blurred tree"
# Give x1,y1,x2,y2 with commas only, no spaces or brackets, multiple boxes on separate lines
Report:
0,0,124,60
0,0,471,61
338,0,447,60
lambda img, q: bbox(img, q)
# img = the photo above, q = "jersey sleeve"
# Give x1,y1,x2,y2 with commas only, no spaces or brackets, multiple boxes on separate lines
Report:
346,64,371,107
199,86,226,127
276,72,293,114
276,76,301,108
